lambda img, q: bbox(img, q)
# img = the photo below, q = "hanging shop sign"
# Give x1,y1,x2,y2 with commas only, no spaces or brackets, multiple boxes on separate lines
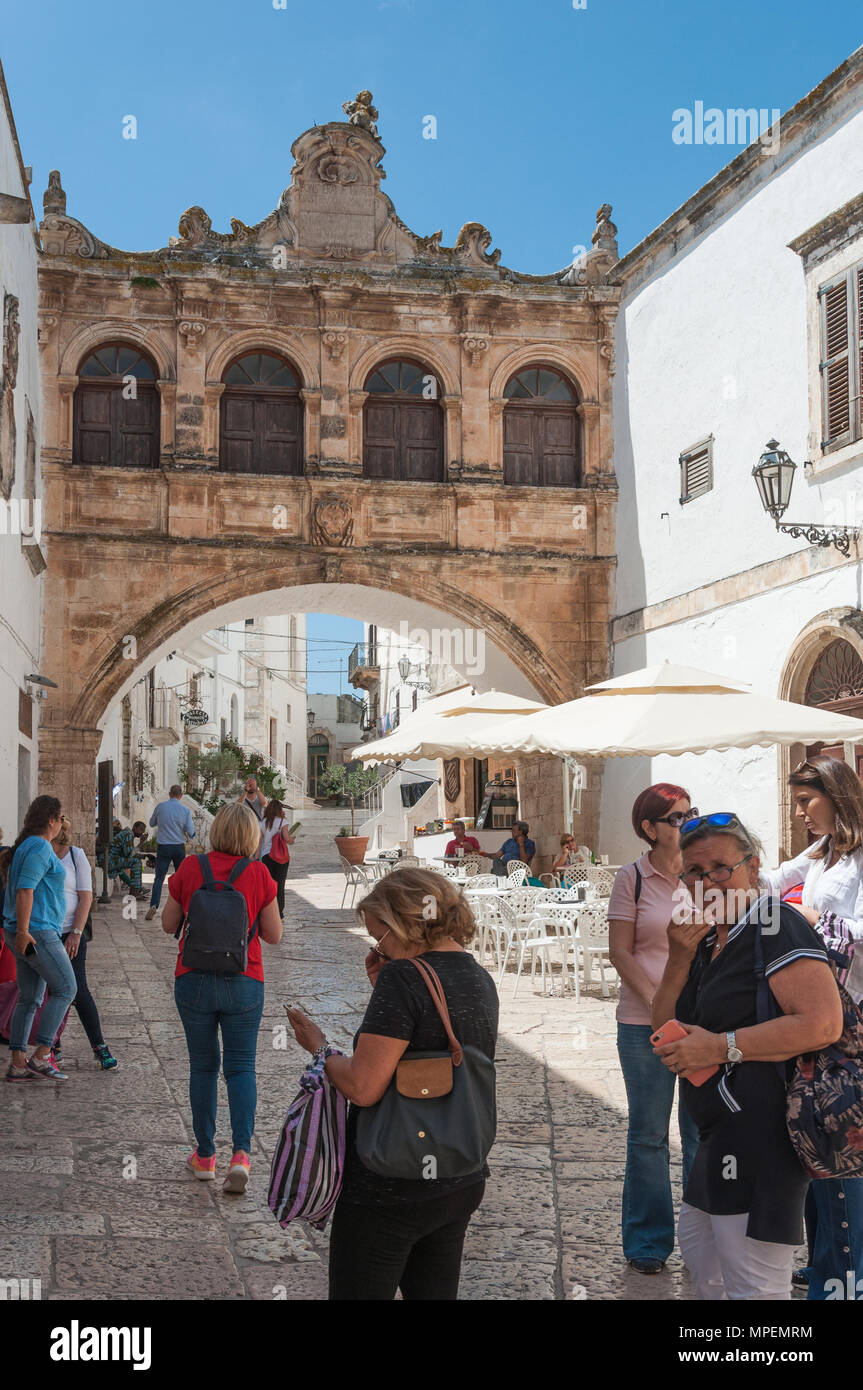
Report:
182,708,209,727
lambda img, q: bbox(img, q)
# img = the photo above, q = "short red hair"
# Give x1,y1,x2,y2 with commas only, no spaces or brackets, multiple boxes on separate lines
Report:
631,783,691,843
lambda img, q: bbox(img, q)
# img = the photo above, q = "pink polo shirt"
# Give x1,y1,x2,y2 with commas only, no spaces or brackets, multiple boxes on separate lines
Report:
607,852,690,1026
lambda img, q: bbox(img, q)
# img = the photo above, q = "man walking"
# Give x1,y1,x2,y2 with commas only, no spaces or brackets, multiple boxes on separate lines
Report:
144,785,195,920
237,776,266,859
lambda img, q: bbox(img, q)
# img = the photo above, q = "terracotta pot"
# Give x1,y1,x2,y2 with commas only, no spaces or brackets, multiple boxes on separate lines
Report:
335,835,369,866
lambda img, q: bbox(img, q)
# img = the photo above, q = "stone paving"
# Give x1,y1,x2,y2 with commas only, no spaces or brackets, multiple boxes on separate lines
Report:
0,860,793,1302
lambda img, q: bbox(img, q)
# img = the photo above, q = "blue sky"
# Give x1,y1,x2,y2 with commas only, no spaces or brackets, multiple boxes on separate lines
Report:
4,2,860,691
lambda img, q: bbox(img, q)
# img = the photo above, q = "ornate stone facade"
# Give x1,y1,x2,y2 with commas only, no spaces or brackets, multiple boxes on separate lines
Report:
36,94,621,856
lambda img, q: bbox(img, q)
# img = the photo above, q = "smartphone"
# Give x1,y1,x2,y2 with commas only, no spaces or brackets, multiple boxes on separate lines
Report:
288,821,301,836
24,941,36,957
650,1019,719,1087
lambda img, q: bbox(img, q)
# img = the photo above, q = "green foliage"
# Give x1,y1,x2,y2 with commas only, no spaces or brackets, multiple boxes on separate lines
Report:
338,825,350,837
130,275,161,288
318,762,380,835
175,735,288,817
220,733,284,801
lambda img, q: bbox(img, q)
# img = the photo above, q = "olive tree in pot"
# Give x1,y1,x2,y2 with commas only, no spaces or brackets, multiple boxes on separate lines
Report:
319,762,381,865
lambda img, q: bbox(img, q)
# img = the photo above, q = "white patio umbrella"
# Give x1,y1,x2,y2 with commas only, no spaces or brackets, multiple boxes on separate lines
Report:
457,661,863,759
352,688,548,764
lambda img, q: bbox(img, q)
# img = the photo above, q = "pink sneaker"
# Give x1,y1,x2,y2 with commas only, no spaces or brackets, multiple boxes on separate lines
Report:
185,1149,216,1181
223,1151,250,1194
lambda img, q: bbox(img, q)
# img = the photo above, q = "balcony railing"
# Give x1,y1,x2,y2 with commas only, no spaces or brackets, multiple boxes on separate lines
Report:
348,641,380,689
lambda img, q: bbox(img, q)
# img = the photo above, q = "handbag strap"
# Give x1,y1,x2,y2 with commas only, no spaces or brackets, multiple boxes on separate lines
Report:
408,957,464,1067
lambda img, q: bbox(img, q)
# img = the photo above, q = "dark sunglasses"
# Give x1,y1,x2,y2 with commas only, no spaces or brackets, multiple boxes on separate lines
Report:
653,807,698,828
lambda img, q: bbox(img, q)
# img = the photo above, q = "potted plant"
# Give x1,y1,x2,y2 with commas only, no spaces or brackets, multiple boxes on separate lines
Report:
320,762,380,865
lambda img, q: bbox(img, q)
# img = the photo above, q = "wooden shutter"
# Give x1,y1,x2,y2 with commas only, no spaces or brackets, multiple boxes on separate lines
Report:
679,439,713,503
819,271,854,449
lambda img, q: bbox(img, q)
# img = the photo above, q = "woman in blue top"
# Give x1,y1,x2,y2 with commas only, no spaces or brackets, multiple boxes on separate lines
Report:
0,796,77,1082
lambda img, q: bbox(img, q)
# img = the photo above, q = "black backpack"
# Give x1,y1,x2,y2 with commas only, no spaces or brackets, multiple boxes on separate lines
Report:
180,855,259,975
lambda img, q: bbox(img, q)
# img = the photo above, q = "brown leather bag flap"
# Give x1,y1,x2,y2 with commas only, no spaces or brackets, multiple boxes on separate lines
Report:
396,1056,453,1098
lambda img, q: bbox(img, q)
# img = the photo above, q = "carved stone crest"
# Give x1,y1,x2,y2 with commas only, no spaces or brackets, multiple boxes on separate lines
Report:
312,497,353,547
315,155,359,186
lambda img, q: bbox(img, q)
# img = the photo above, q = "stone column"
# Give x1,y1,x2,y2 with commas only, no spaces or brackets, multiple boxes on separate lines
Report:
38,725,104,858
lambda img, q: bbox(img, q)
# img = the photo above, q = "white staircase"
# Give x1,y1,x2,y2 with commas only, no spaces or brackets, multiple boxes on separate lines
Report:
288,806,354,872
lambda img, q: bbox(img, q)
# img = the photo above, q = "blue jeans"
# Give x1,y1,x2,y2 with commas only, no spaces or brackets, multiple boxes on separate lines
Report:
149,844,186,908
806,1176,863,1300
617,1022,700,1262
3,928,77,1051
174,972,264,1157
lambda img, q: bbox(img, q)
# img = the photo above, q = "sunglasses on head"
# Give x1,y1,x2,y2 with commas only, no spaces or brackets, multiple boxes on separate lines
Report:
653,807,698,828
679,811,745,838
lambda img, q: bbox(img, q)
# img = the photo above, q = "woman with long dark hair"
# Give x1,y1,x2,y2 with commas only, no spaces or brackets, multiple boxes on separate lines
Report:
49,817,118,1071
260,799,294,918
761,754,863,1300
608,783,700,1274
1,796,76,1082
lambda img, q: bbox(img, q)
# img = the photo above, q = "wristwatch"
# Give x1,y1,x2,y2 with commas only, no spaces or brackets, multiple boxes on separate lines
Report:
725,1030,743,1064
72,928,83,936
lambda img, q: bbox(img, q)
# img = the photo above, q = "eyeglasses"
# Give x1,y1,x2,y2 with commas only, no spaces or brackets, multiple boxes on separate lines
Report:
654,807,698,828
368,928,392,959
679,853,753,887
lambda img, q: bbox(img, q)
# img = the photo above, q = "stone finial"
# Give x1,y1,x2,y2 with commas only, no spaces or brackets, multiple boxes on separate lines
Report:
592,203,618,255
43,170,66,217
342,90,379,138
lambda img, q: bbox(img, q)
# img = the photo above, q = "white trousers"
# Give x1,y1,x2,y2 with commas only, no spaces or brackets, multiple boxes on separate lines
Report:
678,1202,794,1300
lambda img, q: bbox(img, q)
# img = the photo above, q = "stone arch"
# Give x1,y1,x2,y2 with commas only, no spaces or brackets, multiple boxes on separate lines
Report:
68,553,562,735
777,608,863,856
205,331,320,390
489,344,593,402
59,322,175,382
349,337,459,399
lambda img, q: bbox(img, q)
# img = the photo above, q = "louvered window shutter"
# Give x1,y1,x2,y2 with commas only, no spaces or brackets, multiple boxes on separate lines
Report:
819,272,854,449
679,439,713,503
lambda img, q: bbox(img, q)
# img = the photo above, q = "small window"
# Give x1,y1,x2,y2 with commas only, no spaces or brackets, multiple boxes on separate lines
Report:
679,438,713,504
818,262,863,453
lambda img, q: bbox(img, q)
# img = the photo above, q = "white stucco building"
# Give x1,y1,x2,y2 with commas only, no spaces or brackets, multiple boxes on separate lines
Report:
0,63,43,837
601,47,863,867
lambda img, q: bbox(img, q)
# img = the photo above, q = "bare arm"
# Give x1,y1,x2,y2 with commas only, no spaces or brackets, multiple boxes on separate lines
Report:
324,1033,410,1106
608,918,657,1012
654,959,843,1077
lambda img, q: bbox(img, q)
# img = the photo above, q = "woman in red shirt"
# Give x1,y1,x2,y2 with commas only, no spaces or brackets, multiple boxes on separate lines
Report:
162,802,282,1193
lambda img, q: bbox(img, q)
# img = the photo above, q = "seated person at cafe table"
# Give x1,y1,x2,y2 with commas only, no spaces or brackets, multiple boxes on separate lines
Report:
444,821,481,858
477,821,543,885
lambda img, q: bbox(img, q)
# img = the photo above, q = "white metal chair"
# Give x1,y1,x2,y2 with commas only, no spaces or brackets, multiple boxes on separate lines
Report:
563,864,590,890
339,855,372,909
586,865,616,898
535,887,582,905
465,874,503,890
575,904,616,997
461,854,482,878
512,913,580,1000
477,897,520,979
506,861,529,886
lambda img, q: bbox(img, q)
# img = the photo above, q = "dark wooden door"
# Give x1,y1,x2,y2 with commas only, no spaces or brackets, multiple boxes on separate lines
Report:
363,398,442,480
503,406,578,486
220,392,302,475
73,382,159,468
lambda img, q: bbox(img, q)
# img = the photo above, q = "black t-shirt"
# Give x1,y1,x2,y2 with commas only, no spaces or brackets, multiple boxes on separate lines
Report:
675,898,828,1244
339,950,499,1206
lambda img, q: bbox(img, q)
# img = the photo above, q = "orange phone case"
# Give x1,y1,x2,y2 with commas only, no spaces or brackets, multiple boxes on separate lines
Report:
650,1019,719,1087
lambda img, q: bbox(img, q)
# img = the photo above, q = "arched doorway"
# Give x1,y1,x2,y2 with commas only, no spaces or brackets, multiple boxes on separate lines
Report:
73,343,160,468
362,359,443,481
219,351,303,475
780,616,863,858
307,735,330,798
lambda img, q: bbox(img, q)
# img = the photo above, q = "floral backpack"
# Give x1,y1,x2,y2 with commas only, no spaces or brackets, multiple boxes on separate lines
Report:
754,924,863,1179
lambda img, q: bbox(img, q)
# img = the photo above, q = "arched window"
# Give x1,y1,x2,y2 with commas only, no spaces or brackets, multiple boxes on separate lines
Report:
220,352,303,475
804,638,863,779
503,366,580,487
363,359,443,482
73,343,159,468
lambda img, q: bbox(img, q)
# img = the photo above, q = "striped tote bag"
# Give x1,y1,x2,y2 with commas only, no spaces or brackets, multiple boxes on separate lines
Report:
268,1051,347,1230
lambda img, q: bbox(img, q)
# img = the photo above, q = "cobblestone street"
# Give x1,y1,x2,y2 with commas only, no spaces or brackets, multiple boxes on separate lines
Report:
1,850,711,1303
